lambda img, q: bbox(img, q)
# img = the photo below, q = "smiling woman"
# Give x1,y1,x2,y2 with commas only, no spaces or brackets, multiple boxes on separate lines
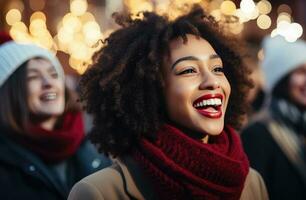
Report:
68,4,268,200
0,40,111,200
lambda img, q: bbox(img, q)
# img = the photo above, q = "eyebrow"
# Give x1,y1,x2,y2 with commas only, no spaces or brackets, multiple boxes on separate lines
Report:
171,54,220,69
27,66,56,73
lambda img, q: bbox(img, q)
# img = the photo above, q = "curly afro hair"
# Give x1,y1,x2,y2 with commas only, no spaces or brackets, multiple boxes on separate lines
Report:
80,5,253,157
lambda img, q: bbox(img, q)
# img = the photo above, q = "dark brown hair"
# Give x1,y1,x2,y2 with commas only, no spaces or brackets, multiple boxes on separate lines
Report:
0,58,80,134
80,5,253,156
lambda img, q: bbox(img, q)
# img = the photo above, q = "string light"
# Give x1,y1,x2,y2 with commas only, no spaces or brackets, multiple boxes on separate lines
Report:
6,9,22,26
4,0,305,73
220,1,236,16
257,14,271,29
257,0,272,15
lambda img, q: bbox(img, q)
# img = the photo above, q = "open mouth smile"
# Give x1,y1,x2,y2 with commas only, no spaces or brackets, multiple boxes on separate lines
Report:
193,93,223,118
40,92,57,102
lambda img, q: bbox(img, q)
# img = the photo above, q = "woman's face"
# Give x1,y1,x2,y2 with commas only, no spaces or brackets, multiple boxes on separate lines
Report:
163,34,231,136
288,64,306,108
27,58,65,118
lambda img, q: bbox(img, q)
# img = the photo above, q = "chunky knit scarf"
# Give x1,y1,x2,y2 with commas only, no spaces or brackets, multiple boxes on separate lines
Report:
15,112,85,163
270,97,306,136
132,124,249,200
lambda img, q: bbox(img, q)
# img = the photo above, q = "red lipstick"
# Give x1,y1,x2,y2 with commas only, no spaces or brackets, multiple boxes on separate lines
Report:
193,93,223,119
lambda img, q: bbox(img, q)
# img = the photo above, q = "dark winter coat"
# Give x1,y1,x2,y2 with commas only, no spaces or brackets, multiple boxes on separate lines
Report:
0,128,111,200
241,121,306,200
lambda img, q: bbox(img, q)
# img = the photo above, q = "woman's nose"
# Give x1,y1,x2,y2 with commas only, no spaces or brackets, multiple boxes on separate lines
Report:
41,76,52,88
199,72,220,90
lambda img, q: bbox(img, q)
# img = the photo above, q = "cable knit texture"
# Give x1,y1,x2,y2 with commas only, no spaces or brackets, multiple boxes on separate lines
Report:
132,124,249,200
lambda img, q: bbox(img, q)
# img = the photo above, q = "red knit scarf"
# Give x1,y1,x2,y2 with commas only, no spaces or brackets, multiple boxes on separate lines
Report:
132,124,249,200
15,112,85,163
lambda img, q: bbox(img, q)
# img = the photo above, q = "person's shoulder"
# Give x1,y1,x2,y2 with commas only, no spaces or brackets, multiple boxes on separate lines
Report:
240,168,269,200
68,166,126,200
241,116,271,141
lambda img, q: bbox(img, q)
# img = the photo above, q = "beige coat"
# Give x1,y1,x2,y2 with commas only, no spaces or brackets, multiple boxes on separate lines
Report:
68,158,269,200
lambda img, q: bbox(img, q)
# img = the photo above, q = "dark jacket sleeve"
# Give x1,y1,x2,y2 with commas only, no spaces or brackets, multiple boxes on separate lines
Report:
241,122,276,181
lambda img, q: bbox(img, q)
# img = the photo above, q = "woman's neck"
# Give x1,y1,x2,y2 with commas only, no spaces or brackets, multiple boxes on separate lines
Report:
168,121,210,143
39,117,57,131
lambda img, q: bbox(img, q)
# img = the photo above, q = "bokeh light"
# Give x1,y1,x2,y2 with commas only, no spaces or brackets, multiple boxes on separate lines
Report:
6,9,22,26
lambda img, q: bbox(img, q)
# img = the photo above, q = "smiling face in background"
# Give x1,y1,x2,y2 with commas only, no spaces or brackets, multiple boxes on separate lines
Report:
163,34,231,139
27,58,65,120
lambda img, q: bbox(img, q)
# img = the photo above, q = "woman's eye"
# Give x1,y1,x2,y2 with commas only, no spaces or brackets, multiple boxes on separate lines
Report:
51,72,59,78
213,66,224,73
27,75,39,80
178,68,196,75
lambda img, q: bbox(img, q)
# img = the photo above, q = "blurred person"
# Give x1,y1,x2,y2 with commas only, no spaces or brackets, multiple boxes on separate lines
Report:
68,5,268,200
0,38,111,200
241,35,306,200
241,42,266,127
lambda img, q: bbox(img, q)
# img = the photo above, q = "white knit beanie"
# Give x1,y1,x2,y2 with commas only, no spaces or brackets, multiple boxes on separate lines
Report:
262,35,306,92
0,41,64,87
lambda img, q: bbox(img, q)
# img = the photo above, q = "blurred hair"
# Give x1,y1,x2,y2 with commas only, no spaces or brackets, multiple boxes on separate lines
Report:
80,5,253,156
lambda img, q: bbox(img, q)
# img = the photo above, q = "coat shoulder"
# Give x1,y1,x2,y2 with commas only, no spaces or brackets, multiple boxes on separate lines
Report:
240,168,269,200
68,167,129,200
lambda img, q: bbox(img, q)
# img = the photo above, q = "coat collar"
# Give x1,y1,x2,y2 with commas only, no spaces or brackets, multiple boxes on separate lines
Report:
116,157,157,200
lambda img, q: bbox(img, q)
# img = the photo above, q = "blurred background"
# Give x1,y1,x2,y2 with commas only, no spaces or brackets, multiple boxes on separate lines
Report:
1,0,305,76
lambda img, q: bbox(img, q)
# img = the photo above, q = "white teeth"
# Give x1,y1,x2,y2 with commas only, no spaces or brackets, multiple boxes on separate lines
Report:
194,98,222,108
42,93,57,101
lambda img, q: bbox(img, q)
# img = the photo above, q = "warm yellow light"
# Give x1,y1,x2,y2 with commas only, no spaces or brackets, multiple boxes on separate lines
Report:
270,29,278,37
11,21,27,32
6,9,22,26
9,23,27,42
257,48,264,61
257,14,271,29
230,23,244,34
69,42,91,61
29,19,47,36
83,21,102,46
210,9,222,22
276,21,290,37
220,1,236,15
10,22,32,43
76,65,88,74
80,12,95,24
234,9,249,23
58,28,74,44
69,57,89,75
10,31,32,43
257,0,272,15
277,12,291,24
36,34,54,49
240,0,256,14
138,2,154,12
156,2,169,15
245,7,259,20
54,35,69,53
62,13,82,33
30,11,46,22
126,0,153,16
70,0,88,16
209,0,224,11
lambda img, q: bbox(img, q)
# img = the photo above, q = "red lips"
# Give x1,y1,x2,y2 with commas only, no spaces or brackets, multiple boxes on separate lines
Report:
193,93,223,119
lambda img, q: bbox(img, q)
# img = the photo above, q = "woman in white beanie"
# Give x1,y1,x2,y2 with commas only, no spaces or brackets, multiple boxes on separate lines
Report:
241,35,306,200
0,39,111,200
